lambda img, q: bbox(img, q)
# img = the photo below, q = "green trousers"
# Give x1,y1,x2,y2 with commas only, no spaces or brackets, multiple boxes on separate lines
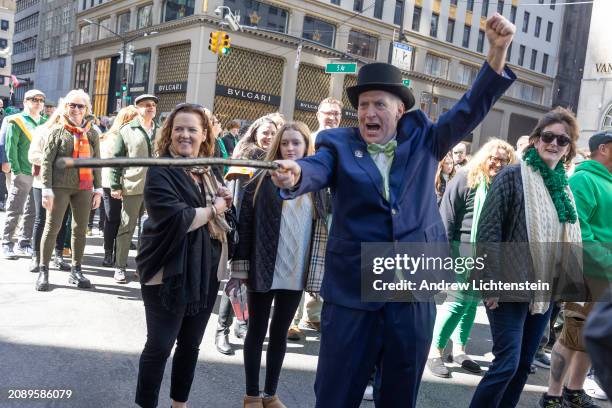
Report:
432,299,478,349
114,194,143,268
41,188,92,266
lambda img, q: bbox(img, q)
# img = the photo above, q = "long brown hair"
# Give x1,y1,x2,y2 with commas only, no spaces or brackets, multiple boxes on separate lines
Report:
232,116,277,159
526,106,580,164
254,121,313,201
155,104,214,158
435,153,455,196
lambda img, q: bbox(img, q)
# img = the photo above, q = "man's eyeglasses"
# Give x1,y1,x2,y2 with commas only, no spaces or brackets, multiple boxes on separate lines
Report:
319,110,341,117
28,98,45,104
488,155,510,166
540,131,571,147
68,103,86,110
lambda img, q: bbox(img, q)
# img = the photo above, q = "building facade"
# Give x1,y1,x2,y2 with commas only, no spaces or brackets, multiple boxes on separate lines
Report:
13,0,42,104
0,0,15,102
34,0,77,104
72,0,565,147
551,0,592,112
576,0,612,147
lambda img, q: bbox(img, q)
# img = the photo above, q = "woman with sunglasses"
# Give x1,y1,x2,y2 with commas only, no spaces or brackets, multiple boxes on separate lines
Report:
428,139,516,379
134,104,232,408
469,107,583,408
35,90,102,291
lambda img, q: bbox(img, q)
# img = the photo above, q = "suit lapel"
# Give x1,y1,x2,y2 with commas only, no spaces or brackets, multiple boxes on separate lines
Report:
349,128,386,201
389,128,414,204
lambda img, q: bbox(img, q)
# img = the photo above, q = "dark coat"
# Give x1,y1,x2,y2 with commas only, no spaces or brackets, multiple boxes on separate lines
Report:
137,165,221,313
282,62,516,310
440,170,475,247
233,174,327,292
222,133,239,156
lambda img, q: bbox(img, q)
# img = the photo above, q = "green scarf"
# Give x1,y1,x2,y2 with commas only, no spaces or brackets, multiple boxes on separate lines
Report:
523,147,577,224
470,176,488,244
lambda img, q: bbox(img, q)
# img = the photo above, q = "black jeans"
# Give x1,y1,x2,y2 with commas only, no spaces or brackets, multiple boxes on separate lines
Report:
244,289,302,397
0,171,6,202
31,187,68,253
216,286,248,334
102,188,122,252
136,280,220,408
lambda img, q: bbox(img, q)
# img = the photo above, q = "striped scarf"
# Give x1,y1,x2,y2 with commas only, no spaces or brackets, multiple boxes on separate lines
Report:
65,118,93,190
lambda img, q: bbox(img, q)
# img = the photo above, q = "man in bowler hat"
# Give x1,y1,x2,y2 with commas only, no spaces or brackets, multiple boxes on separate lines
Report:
271,13,516,408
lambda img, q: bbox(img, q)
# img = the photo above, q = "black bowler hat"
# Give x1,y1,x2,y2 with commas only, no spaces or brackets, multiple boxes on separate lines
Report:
346,62,415,110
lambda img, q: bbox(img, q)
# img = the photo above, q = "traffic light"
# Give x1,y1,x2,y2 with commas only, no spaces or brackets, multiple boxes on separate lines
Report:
121,79,128,93
219,32,231,55
209,31,220,54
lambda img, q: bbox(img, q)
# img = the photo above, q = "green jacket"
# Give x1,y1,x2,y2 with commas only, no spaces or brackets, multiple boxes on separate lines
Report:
569,160,612,279
5,112,46,175
42,125,101,190
110,118,155,195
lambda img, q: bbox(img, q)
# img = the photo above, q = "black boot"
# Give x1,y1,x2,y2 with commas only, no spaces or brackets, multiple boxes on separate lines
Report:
29,251,40,273
35,266,49,291
68,265,91,289
102,249,114,267
53,249,71,271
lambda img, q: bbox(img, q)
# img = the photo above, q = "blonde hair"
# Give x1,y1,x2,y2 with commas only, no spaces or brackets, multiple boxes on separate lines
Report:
318,97,343,111
254,121,313,201
41,89,93,131
466,138,517,188
101,105,140,141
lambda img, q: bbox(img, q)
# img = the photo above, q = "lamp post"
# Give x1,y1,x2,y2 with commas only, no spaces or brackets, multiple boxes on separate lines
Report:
81,19,157,108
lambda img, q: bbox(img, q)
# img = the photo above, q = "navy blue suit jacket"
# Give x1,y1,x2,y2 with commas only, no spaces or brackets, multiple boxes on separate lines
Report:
282,62,515,311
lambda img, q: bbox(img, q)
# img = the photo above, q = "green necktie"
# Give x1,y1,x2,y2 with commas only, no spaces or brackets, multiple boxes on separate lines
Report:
367,140,397,201
367,140,397,158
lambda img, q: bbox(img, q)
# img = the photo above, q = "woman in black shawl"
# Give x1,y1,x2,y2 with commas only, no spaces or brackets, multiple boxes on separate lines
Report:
134,104,232,408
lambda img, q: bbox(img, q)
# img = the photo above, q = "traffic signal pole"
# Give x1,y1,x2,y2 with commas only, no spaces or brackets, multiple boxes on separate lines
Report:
122,40,128,108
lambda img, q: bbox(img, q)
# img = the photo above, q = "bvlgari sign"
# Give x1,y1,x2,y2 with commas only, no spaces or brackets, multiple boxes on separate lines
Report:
155,82,188,93
216,85,280,106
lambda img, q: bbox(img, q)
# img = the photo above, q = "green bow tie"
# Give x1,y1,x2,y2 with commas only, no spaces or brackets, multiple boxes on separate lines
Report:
367,140,397,158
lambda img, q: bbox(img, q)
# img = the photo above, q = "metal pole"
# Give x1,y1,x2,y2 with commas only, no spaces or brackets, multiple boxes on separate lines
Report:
122,39,128,108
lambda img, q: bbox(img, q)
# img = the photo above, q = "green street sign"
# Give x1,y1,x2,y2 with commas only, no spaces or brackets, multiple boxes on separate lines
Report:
326,63,357,74
403,79,411,87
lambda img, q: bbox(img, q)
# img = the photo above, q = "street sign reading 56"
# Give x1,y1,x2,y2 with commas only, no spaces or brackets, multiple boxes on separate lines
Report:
326,63,357,74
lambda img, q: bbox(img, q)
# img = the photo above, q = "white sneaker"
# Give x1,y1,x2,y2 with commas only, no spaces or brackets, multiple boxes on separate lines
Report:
363,384,374,401
584,374,608,400
114,268,127,284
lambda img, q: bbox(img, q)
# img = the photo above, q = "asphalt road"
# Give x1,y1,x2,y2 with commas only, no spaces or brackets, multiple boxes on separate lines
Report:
0,211,609,408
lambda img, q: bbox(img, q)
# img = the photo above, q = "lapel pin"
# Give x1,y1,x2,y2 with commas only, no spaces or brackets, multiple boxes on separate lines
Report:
354,150,363,158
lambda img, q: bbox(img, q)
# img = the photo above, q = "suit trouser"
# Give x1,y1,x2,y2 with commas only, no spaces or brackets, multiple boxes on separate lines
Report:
1,173,35,245
315,301,436,408
293,291,323,325
41,188,92,266
115,194,143,268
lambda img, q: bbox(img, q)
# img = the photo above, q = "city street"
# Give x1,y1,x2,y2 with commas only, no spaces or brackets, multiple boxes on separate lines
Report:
0,209,609,408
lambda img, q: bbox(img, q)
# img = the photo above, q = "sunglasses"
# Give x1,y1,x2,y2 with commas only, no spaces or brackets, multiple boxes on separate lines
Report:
28,98,45,103
540,131,571,147
68,103,86,110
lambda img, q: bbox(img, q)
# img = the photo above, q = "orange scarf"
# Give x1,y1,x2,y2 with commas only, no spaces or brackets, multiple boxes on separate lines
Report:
65,119,93,190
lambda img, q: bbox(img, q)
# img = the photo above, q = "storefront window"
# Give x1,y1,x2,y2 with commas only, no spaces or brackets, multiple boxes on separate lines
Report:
302,16,335,47
347,29,377,59
603,105,612,130
74,60,91,92
223,0,288,33
163,0,195,22
130,51,150,85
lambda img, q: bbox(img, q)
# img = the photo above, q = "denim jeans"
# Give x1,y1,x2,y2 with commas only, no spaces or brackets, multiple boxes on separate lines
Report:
469,302,552,408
